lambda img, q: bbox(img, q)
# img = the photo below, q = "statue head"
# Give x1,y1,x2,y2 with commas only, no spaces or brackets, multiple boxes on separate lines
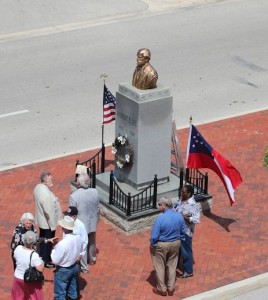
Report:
132,48,158,90
136,48,151,67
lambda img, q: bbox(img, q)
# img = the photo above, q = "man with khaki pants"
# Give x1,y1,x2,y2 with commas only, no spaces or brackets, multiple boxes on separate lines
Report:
150,197,186,296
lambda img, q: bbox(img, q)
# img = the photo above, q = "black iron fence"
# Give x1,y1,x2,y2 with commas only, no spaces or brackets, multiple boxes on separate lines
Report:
179,168,208,196
74,144,210,214
75,143,105,188
109,171,158,217
76,143,105,174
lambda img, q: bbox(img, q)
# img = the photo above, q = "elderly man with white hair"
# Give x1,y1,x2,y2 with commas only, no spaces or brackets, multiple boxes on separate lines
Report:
69,173,99,270
150,197,186,297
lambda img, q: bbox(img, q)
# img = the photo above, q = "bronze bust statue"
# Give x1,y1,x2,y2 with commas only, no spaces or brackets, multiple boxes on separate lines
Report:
132,48,158,90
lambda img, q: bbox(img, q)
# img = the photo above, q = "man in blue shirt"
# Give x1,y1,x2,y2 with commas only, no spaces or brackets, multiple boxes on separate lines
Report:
150,197,185,296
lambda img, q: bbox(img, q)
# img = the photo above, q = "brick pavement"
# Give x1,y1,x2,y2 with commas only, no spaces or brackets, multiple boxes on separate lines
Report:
0,110,267,300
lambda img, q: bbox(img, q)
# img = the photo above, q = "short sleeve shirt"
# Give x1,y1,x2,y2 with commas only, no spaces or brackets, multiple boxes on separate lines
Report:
14,245,43,279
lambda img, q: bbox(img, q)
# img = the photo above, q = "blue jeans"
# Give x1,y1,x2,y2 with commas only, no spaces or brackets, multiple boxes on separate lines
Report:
54,263,79,300
180,234,193,274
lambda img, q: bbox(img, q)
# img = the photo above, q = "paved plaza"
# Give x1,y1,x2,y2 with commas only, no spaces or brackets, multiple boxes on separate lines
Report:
0,110,267,299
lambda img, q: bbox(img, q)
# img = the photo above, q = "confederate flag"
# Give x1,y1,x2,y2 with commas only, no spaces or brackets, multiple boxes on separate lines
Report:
186,124,243,205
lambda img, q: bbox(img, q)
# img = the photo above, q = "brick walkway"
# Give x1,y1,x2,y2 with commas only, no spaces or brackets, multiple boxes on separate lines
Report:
0,110,267,300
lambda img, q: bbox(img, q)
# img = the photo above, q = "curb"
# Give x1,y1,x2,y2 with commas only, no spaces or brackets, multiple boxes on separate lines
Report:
182,272,268,300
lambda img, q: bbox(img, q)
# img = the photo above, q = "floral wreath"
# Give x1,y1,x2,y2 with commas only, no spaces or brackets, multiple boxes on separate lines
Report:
112,134,134,169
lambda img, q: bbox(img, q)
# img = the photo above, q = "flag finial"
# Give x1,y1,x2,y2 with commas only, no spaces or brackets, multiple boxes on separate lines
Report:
189,116,192,124
100,73,108,83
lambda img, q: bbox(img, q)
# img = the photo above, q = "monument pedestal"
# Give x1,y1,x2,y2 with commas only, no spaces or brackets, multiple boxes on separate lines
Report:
115,82,173,189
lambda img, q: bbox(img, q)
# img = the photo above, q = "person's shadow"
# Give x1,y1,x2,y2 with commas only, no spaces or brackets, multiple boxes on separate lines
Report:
147,270,157,287
79,277,87,291
203,209,236,232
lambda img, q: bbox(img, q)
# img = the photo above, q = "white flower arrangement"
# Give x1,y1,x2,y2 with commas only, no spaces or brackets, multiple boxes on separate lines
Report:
112,134,133,169
116,161,124,168
117,135,126,145
125,154,130,163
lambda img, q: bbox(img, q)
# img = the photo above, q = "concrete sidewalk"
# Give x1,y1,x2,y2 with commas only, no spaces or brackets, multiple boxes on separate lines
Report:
183,273,268,299
0,109,267,299
0,0,223,36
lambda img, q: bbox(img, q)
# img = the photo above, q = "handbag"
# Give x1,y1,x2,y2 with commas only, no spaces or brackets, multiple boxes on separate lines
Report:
24,251,44,283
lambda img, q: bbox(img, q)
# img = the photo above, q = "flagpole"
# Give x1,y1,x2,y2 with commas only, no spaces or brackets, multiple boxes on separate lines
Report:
186,116,193,170
100,73,108,146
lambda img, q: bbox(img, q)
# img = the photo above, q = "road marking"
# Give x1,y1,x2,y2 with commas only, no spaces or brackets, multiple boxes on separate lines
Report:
0,110,29,118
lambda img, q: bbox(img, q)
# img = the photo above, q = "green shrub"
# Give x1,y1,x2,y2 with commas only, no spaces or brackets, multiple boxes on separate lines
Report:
264,149,268,167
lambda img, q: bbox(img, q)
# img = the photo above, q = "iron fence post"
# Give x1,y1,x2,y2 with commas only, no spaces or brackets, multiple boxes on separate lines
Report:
127,193,131,216
109,171,113,205
204,172,208,194
101,143,105,173
92,160,96,188
185,168,189,182
74,160,80,181
179,168,184,190
153,175,158,208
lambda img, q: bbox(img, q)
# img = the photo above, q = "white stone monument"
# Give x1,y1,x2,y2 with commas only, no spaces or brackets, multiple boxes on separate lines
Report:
114,82,173,189
96,48,183,232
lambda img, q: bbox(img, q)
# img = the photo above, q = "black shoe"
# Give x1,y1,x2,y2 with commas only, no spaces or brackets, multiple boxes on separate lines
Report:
45,262,55,268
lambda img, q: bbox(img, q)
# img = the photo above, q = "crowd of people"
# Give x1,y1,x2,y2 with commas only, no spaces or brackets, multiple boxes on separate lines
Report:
10,170,99,300
9,168,199,299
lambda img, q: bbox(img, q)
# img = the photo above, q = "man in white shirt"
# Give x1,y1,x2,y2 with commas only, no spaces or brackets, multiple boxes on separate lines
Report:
51,216,83,300
64,206,89,273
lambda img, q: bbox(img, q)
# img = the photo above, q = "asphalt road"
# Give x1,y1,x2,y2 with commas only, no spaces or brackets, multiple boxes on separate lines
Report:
0,0,268,170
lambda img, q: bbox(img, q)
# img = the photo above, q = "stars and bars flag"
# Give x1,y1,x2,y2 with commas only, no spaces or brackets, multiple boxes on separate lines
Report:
186,124,242,205
103,84,116,124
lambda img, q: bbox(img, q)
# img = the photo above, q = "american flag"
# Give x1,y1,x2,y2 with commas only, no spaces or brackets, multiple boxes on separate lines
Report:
186,124,242,205
103,84,116,124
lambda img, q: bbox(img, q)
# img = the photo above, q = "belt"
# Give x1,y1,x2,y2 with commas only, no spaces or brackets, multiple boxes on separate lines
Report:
56,262,78,269
158,239,180,243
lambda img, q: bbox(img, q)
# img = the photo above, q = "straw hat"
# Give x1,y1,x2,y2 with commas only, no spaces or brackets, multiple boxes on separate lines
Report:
58,216,75,230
